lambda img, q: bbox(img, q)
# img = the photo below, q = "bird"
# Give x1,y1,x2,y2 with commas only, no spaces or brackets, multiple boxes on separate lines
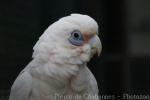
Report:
9,14,102,100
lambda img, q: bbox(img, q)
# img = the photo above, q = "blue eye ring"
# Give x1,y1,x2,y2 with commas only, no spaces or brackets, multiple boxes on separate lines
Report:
68,30,84,46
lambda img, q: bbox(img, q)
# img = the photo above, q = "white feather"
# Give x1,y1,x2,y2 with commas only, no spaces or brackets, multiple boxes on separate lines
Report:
9,14,101,100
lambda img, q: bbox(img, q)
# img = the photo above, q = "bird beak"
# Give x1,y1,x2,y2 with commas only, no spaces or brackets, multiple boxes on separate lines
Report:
89,35,102,56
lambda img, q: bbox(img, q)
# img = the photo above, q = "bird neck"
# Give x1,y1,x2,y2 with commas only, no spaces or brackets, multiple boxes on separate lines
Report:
30,58,86,80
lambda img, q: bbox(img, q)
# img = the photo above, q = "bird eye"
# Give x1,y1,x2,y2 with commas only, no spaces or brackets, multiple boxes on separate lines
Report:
73,32,80,39
68,30,84,46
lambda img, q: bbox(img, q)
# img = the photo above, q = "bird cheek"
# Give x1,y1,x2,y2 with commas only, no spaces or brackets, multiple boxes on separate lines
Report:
75,44,90,54
84,44,92,52
80,53,90,62
70,46,82,57
79,44,92,62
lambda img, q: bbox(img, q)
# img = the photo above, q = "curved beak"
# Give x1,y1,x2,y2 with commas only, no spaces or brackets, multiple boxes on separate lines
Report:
89,35,102,56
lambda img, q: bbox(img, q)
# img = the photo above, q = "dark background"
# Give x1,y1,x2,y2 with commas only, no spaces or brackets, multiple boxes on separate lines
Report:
0,0,150,99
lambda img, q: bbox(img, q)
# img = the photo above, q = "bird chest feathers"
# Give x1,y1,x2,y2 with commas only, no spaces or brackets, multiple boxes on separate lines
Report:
29,63,91,100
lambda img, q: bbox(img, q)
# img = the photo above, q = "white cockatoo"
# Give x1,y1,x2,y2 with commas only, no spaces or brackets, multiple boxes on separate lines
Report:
9,14,102,100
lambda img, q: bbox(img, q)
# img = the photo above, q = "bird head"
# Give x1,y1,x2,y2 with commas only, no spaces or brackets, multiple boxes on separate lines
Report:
33,14,102,65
